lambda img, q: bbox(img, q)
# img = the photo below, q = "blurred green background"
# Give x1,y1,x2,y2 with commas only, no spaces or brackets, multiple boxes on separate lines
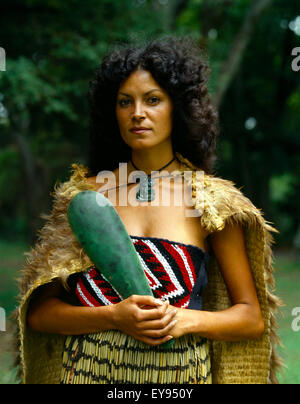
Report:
0,0,299,384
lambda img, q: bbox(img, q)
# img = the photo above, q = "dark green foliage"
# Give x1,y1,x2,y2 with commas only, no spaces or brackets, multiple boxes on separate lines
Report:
0,0,299,247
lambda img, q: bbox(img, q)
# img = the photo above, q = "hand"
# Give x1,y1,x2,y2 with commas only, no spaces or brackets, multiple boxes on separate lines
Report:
111,295,178,346
165,305,192,339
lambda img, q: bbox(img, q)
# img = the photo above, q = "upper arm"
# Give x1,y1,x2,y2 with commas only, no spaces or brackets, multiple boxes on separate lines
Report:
207,222,261,310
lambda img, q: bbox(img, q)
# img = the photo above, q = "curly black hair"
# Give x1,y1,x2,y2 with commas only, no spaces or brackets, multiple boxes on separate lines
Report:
87,35,219,175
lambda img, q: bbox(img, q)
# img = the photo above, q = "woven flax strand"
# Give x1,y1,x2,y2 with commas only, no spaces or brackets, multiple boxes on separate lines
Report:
60,331,212,384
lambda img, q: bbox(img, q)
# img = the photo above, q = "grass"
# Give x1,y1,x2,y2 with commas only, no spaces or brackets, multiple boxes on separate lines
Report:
0,241,28,315
0,240,28,384
0,240,299,384
273,255,300,384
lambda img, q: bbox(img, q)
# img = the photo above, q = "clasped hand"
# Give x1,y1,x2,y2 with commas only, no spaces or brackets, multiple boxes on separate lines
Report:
111,295,185,346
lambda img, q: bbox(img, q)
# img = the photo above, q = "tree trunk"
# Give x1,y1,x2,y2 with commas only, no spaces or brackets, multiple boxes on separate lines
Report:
11,129,48,243
154,0,190,31
170,0,190,30
213,0,273,109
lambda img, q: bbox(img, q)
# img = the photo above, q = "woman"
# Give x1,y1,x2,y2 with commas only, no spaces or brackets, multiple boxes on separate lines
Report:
17,36,282,384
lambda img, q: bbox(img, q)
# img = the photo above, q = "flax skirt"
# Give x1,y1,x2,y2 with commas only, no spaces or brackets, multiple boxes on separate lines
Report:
60,330,212,384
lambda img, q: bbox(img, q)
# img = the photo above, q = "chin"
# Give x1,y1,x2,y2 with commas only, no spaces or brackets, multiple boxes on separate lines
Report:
126,139,156,150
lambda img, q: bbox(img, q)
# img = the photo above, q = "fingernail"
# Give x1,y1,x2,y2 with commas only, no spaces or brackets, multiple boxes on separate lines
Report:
167,336,173,341
154,299,163,306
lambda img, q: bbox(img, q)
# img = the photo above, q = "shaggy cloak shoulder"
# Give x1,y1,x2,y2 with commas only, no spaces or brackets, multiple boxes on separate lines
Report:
16,152,283,384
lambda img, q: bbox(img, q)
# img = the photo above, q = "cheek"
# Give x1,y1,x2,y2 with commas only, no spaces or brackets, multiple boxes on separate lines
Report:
116,110,131,132
155,105,173,130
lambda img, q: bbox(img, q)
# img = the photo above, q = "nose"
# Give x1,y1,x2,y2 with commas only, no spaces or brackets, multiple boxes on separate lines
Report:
131,101,145,121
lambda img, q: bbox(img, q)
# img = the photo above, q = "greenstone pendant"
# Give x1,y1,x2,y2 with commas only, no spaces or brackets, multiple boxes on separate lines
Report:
136,176,155,202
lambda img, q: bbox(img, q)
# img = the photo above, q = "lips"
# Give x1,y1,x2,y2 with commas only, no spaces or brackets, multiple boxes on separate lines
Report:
130,127,151,134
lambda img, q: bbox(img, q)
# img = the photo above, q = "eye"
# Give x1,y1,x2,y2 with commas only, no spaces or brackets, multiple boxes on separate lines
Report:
118,99,131,107
118,96,160,107
148,96,160,105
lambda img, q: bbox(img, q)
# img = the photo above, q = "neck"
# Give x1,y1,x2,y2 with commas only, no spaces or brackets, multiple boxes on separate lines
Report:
130,150,180,176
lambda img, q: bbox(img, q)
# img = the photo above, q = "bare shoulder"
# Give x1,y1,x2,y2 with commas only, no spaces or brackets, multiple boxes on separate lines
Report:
208,222,245,250
86,167,120,192
86,172,112,188
86,176,97,188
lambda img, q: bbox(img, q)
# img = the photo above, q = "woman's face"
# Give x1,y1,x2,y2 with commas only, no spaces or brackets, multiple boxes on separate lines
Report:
116,69,173,151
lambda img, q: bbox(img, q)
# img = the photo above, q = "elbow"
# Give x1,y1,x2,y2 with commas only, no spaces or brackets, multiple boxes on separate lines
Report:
27,302,51,333
239,303,265,340
257,318,265,338
27,308,41,332
250,319,265,339
247,313,265,340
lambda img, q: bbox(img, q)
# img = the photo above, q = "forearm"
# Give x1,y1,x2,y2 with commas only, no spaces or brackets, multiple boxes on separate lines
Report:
181,304,265,341
27,297,115,335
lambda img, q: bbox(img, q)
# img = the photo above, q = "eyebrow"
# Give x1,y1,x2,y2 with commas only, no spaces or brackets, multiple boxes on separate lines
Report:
118,89,162,97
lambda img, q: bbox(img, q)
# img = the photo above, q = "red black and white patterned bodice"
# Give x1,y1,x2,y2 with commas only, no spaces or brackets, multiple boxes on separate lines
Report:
69,236,209,310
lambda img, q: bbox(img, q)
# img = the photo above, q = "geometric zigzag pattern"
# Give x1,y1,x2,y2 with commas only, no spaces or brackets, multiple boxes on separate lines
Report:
75,235,207,309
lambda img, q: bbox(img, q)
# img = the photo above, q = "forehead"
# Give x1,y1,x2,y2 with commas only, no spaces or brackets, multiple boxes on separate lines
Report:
118,70,165,94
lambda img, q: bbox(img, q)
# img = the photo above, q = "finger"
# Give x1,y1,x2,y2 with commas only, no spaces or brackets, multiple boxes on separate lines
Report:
131,295,164,308
141,319,178,339
136,302,170,321
139,302,169,310
137,335,174,347
137,309,178,330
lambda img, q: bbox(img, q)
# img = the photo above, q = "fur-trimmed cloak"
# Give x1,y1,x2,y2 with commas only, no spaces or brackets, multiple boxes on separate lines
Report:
16,152,283,384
